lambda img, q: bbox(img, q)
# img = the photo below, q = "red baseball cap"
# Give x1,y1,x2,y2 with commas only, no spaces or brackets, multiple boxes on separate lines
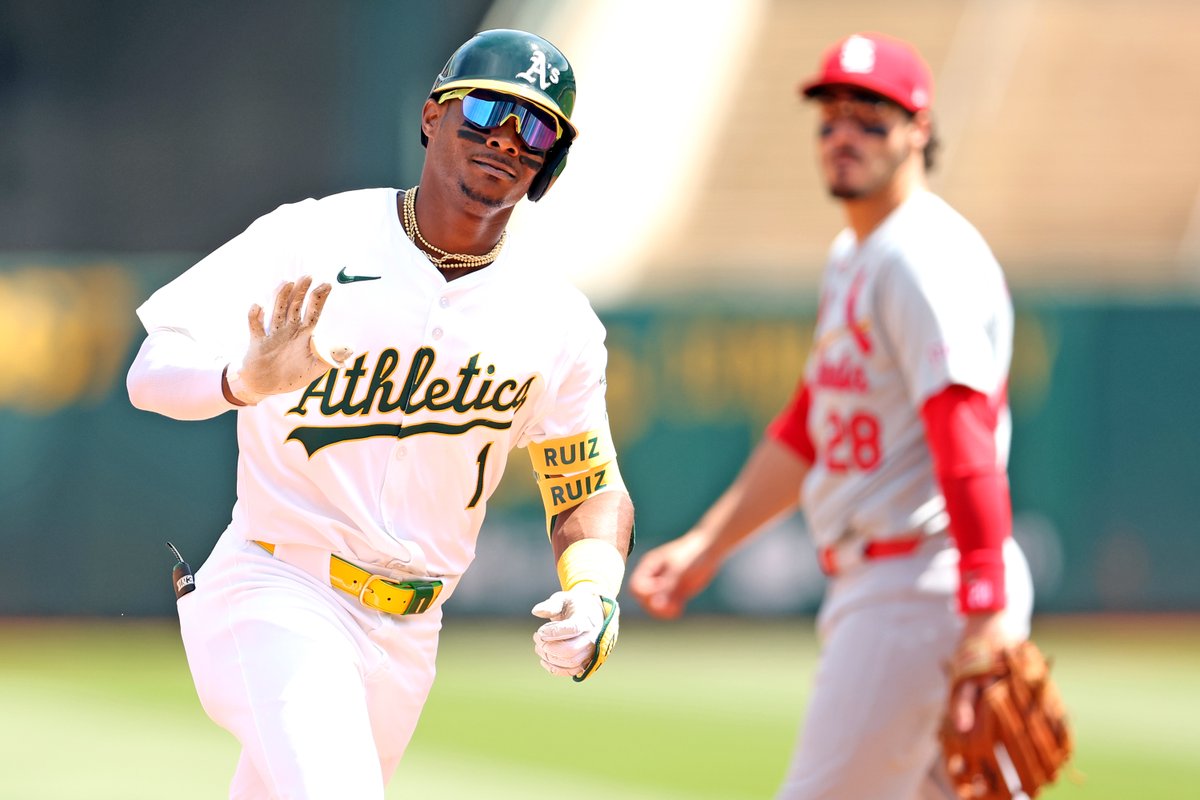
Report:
800,33,933,113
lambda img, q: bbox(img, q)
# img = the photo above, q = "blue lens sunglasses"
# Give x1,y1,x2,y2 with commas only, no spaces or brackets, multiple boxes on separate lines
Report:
440,88,563,152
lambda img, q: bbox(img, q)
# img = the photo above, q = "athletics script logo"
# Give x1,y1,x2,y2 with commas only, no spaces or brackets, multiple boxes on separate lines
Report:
284,347,536,456
515,44,560,90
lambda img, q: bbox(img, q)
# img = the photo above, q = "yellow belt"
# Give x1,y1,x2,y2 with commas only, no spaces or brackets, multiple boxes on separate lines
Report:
254,541,442,615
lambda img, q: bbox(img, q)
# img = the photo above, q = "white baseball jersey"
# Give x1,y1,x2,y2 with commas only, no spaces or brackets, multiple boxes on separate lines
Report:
135,187,620,600
801,189,1013,549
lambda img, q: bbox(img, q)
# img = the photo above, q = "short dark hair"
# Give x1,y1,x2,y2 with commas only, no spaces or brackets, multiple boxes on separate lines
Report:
923,119,939,172
891,105,938,172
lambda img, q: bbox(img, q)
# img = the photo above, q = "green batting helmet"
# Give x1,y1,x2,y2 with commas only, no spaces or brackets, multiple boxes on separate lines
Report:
422,29,578,202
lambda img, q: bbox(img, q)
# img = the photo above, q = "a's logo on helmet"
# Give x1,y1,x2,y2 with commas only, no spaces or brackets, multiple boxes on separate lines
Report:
839,35,876,74
515,44,560,91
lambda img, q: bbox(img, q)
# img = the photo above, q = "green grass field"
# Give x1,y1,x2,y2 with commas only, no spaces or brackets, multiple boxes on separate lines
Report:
1,615,1197,799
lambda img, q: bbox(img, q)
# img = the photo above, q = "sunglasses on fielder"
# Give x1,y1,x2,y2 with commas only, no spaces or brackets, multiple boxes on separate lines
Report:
439,88,563,153
813,89,908,138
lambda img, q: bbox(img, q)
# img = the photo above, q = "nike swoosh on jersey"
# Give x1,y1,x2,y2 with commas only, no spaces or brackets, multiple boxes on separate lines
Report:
337,268,382,284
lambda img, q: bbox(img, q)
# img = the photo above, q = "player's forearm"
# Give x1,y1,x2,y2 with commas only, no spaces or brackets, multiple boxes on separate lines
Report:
921,384,1009,613
550,489,634,561
126,328,238,420
549,490,633,598
939,470,1009,612
688,437,807,562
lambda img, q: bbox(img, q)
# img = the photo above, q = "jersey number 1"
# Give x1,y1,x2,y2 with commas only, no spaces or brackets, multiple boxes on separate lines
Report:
467,442,493,509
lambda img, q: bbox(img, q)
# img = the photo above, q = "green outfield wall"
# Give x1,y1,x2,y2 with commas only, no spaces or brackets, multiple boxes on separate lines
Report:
1,258,1197,616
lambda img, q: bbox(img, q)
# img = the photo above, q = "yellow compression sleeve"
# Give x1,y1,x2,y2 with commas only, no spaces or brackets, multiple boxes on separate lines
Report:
556,538,626,599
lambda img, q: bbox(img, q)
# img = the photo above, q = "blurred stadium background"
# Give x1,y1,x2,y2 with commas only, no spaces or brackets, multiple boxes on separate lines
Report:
1,0,1198,797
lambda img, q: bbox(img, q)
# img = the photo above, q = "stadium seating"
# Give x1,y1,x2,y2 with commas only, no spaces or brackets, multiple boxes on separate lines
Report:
635,0,1200,292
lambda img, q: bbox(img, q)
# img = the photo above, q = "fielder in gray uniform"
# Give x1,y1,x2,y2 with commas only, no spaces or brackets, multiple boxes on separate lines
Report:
629,32,1032,800
128,29,633,799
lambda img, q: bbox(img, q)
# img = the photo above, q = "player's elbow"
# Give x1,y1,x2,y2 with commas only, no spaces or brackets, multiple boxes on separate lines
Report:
126,376,166,415
126,362,179,417
125,339,227,421
125,353,156,412
125,339,175,414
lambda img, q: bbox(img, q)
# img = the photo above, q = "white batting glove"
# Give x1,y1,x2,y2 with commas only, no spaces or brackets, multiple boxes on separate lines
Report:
226,276,353,404
531,587,620,680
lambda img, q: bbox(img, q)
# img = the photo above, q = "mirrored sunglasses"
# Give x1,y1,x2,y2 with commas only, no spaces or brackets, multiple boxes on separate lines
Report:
440,88,563,152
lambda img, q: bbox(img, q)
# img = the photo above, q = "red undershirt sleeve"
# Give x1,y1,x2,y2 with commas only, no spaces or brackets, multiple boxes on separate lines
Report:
766,380,816,466
921,384,1009,613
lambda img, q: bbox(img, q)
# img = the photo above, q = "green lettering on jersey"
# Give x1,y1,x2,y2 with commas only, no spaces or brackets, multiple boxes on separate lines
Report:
285,346,538,455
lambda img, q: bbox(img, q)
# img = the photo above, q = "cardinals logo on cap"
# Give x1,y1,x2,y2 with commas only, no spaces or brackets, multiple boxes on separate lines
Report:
802,32,934,114
839,35,877,75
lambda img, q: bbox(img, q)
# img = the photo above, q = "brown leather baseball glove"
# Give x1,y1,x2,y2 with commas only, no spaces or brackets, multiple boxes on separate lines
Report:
939,639,1074,799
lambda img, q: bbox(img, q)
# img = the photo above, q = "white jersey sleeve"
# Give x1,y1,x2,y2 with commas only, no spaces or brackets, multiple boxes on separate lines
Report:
516,302,610,444
135,199,314,361
513,272,628,503
874,197,1012,405
126,328,234,420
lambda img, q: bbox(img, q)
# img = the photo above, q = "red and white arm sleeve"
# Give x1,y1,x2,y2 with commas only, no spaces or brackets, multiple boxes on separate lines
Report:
765,379,816,466
921,384,1009,613
126,328,238,421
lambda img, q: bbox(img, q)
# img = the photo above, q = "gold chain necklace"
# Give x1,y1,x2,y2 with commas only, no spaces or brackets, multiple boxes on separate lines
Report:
402,186,505,269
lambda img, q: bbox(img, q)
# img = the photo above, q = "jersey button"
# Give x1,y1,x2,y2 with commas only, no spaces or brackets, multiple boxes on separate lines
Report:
394,446,407,460
432,327,443,340
439,297,449,308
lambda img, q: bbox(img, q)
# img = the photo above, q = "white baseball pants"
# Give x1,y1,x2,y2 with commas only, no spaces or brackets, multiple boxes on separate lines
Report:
777,535,1033,800
176,534,442,799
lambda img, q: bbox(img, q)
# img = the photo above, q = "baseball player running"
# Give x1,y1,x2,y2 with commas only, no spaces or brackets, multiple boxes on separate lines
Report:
629,33,1032,799
127,29,633,799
